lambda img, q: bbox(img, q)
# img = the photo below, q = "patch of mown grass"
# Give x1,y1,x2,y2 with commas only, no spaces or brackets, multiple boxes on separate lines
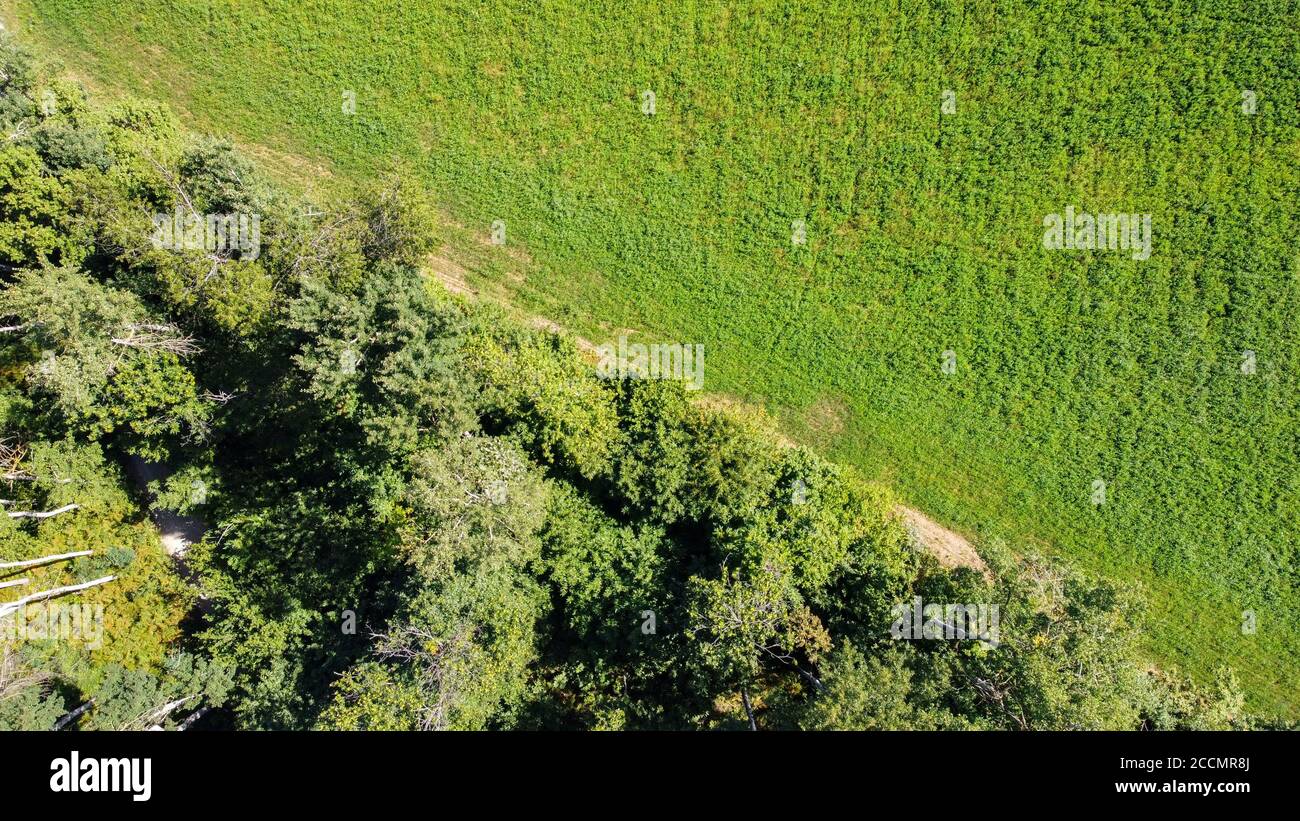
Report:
6,0,1297,715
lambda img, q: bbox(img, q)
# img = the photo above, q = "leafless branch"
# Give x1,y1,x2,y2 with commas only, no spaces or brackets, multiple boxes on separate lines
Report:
111,323,201,356
201,389,237,405
0,644,49,703
372,621,477,731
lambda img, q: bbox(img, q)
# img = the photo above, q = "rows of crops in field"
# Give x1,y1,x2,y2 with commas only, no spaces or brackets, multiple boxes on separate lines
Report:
8,0,1297,713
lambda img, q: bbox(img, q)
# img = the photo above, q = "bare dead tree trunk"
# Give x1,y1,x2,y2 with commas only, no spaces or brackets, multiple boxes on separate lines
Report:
741,687,757,731
125,695,198,731
0,575,115,619
0,550,92,571
0,472,72,484
6,503,80,520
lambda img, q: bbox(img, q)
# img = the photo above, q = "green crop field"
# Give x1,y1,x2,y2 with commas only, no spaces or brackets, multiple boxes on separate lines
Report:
5,0,1297,714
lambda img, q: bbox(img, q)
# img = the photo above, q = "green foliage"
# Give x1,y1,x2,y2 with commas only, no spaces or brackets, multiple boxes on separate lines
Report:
147,462,218,516
720,447,909,598
75,653,233,730
0,266,207,458
82,352,206,460
0,644,65,730
1139,668,1252,731
540,481,666,643
285,262,477,461
678,403,783,528
610,380,696,524
322,570,547,731
352,170,441,269
0,439,193,672
0,437,200,728
467,320,619,480
189,489,388,729
178,136,269,216
914,546,1155,730
318,437,550,731
315,662,421,730
794,642,973,731
0,144,76,266
101,96,183,173
686,555,831,698
0,34,38,102
399,436,547,581
30,120,111,173
193,586,322,729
